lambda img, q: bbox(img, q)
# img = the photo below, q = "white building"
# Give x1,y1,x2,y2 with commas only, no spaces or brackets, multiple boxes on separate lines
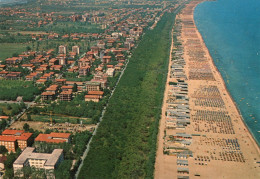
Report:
58,45,66,54
106,68,115,77
72,46,80,55
13,147,64,178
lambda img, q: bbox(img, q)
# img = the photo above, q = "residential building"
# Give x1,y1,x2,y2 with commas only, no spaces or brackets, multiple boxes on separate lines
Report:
79,66,90,76
0,136,17,153
13,147,64,178
5,72,21,80
106,68,115,77
21,64,34,71
85,95,100,102
102,56,111,64
0,65,6,71
5,57,22,65
0,129,33,152
55,79,66,86
78,58,90,68
88,91,104,98
85,81,101,91
72,46,80,55
58,45,66,54
41,92,55,101
91,78,107,89
59,91,72,101
35,133,71,144
46,85,59,94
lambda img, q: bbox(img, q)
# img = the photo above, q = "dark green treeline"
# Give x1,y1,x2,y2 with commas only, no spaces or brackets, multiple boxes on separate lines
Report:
78,12,177,179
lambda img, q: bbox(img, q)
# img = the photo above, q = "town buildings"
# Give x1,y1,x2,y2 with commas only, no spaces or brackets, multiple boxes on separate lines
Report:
13,147,64,178
35,132,71,144
0,130,33,152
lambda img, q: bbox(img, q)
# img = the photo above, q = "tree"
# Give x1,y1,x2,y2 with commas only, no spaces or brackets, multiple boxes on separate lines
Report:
23,123,30,131
20,101,26,109
7,104,12,110
27,114,32,121
26,46,31,51
73,83,78,92
12,52,19,57
0,119,7,130
4,152,17,169
0,145,8,155
0,108,4,116
55,160,72,179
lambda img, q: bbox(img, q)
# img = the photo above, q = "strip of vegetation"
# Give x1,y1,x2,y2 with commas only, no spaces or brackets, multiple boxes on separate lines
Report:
78,12,177,179
0,80,43,101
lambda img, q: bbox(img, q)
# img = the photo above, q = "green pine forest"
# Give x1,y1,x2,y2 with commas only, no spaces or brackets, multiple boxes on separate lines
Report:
78,11,178,179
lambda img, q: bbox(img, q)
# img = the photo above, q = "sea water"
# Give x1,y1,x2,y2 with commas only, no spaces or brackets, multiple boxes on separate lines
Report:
194,0,260,145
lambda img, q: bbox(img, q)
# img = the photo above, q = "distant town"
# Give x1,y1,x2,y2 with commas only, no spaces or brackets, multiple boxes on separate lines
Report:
0,0,259,179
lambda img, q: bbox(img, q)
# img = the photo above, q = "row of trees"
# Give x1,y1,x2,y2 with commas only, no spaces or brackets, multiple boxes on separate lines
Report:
78,12,178,179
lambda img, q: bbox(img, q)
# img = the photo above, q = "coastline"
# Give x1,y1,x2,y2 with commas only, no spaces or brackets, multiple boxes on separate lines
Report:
193,0,260,149
155,0,260,178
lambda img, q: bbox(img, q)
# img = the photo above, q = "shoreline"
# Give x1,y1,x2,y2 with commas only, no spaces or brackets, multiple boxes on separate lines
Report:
193,0,260,150
207,46,260,148
155,0,260,178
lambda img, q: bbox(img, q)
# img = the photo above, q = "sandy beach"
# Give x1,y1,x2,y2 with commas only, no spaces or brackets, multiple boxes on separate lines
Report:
154,0,260,178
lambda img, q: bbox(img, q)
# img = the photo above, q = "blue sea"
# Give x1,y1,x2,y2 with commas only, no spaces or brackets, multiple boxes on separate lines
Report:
194,0,260,145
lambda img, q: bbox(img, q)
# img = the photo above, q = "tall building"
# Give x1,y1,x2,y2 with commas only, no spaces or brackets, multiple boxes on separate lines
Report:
72,46,80,55
58,45,66,54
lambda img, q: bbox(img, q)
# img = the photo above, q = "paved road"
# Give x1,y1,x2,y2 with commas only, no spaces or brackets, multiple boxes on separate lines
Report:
0,100,35,106
0,95,38,126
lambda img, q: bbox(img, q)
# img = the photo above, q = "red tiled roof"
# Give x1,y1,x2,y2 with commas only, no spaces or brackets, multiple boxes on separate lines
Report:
61,86,73,89
60,91,72,95
56,79,66,82
2,129,24,135
50,132,71,138
35,132,71,143
36,79,47,83
103,56,111,59
88,91,104,95
85,95,100,99
0,136,16,142
41,92,55,95
0,71,8,74
0,116,9,119
16,133,33,141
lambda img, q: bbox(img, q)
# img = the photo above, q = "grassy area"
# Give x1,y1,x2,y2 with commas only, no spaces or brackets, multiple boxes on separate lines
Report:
0,80,42,101
0,43,30,61
0,104,11,115
0,103,25,116
78,12,177,179
0,103,18,115
29,114,92,124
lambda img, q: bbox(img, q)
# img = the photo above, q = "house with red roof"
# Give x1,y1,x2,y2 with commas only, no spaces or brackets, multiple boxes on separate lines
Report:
102,56,112,64
0,129,33,152
35,132,71,144
0,65,6,71
60,91,73,101
85,95,100,102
